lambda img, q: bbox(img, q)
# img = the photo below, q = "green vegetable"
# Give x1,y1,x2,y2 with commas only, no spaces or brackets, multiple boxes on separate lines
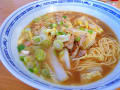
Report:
88,30,94,34
75,37,80,41
50,23,57,28
53,40,63,51
17,44,25,52
63,16,67,19
33,36,40,43
53,49,57,56
40,40,51,48
28,68,33,72
41,68,50,78
79,27,85,31
24,56,29,63
56,31,66,35
59,50,64,57
50,24,53,28
60,21,64,25
33,18,40,22
20,56,25,61
33,67,39,74
35,49,46,61
52,24,57,28
65,25,69,28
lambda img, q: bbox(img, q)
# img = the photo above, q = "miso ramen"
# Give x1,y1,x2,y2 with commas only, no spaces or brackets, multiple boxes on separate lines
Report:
17,11,120,85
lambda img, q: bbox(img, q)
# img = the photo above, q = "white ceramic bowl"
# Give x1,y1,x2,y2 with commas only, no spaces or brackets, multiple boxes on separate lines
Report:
0,0,120,90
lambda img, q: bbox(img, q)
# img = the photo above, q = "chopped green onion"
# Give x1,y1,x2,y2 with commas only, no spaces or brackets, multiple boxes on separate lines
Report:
88,30,94,34
53,40,63,51
33,67,39,74
59,50,64,57
20,56,25,61
63,16,67,19
79,27,85,31
50,23,57,28
33,18,40,22
50,24,53,28
65,25,69,28
24,56,29,63
28,68,33,72
17,44,25,52
41,68,50,78
75,37,80,42
33,36,40,43
40,40,51,48
53,49,57,55
35,49,46,61
60,21,64,25
56,31,66,35
52,24,57,28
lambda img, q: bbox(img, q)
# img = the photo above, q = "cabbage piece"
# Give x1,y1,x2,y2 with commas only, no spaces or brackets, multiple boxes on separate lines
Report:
87,67,103,73
56,34,70,42
46,64,58,83
89,24,103,34
68,28,87,37
74,16,89,27
82,31,96,49
60,49,71,69
48,48,69,81
81,71,102,81
74,16,103,34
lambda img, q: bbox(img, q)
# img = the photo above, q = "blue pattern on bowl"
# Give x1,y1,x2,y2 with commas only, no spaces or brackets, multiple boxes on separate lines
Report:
0,0,120,89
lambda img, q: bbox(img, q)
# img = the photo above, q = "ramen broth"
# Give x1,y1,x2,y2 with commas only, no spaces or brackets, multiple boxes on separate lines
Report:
17,11,120,85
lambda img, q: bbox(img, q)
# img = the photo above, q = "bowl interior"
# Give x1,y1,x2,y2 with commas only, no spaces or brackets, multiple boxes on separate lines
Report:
1,0,120,90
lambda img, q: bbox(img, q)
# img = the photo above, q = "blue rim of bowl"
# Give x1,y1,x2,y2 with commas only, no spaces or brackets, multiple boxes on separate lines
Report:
0,0,120,90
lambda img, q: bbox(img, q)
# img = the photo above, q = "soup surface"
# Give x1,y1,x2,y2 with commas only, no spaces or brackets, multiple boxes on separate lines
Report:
17,11,120,85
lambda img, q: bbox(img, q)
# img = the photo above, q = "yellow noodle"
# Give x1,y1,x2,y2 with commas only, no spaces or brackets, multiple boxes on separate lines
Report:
72,37,120,71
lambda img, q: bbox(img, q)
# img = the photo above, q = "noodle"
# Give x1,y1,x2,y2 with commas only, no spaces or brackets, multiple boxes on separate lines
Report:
72,37,120,71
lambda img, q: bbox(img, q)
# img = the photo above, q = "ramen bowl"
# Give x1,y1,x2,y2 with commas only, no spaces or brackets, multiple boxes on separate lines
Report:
0,0,120,90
